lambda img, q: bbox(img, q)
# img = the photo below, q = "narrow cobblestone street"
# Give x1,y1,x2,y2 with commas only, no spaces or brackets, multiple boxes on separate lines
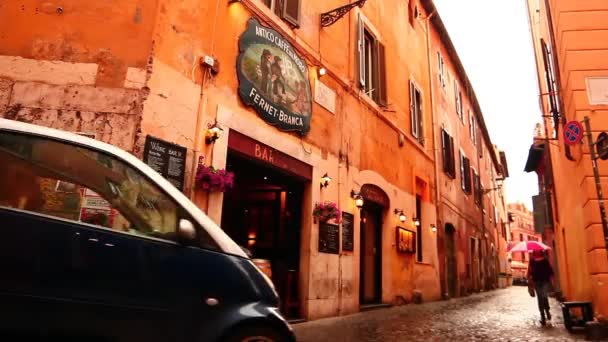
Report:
294,286,586,341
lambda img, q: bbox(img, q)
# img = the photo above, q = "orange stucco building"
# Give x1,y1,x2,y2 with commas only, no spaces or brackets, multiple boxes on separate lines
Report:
423,1,510,298
527,0,608,319
0,0,508,321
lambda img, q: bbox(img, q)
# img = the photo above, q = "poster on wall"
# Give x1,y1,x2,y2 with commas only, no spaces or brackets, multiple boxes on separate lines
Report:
396,226,416,254
237,18,312,136
341,212,354,252
319,222,339,254
143,135,187,192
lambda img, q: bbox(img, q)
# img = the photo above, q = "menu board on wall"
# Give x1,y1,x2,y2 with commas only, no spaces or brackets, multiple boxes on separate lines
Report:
341,212,354,252
143,135,187,192
319,222,339,254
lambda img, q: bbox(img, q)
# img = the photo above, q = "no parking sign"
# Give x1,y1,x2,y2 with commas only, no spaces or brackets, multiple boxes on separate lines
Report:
564,121,584,145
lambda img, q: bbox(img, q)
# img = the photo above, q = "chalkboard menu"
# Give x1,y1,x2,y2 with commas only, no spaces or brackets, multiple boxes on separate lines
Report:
318,222,339,254
143,135,187,192
341,212,354,252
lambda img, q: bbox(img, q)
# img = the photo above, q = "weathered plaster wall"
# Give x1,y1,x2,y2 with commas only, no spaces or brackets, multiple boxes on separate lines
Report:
0,0,158,87
0,57,149,152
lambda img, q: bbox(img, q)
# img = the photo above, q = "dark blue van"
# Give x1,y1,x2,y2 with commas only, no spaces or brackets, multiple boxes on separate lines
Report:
0,119,294,342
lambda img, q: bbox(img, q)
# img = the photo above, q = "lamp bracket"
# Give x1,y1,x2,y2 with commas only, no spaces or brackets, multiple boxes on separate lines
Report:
320,0,368,27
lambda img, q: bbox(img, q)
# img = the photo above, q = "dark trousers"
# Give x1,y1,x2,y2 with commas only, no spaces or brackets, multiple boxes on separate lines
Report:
535,281,551,317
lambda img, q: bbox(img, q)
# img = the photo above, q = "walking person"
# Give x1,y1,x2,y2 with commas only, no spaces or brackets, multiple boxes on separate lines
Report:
527,250,554,325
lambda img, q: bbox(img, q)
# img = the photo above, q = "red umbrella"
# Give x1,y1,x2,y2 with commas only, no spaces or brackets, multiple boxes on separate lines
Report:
508,240,550,253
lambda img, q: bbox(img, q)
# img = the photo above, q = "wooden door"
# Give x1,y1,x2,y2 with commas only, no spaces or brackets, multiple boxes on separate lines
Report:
360,206,382,304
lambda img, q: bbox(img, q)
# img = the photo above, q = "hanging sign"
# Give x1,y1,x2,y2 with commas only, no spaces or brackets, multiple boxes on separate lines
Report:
564,121,584,145
237,18,312,135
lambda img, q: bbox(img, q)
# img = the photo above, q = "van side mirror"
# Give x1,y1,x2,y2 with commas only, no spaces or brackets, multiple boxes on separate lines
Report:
177,219,197,242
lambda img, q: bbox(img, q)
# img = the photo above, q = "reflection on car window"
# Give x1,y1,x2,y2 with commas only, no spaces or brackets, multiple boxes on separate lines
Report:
0,132,178,240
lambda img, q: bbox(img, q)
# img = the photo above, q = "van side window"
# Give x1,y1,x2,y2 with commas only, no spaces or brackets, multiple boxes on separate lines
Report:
0,132,215,249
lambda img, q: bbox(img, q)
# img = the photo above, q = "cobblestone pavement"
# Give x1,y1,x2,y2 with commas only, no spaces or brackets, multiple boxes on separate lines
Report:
294,286,589,341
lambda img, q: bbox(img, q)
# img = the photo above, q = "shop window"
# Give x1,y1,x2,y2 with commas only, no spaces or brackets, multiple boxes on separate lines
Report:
410,81,423,144
455,81,463,120
0,131,218,250
358,14,387,106
460,152,471,194
437,52,446,88
441,129,456,178
260,0,301,27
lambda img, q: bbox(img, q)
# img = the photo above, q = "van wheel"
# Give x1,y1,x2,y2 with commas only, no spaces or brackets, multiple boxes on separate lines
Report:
222,325,285,342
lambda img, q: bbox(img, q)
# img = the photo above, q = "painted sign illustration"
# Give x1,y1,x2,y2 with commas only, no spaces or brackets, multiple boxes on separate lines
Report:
237,18,312,135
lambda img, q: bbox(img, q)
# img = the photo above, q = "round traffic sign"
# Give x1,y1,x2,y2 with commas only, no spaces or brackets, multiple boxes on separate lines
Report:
564,121,584,145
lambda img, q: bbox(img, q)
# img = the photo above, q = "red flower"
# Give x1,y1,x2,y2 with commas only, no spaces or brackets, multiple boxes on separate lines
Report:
195,164,235,192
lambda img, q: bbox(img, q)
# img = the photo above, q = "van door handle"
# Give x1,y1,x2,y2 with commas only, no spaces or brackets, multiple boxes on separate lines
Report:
87,238,99,243
104,243,115,247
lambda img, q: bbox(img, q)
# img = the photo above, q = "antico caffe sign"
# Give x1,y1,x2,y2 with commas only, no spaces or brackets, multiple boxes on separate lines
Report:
237,18,312,135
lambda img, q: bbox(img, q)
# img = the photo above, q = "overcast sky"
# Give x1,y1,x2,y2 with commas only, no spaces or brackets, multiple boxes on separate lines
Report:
434,0,540,209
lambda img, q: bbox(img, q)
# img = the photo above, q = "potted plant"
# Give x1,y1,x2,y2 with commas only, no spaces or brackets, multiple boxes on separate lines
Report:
313,201,341,223
195,164,235,192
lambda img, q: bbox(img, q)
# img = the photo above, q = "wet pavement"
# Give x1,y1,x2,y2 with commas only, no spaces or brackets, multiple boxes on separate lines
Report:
294,286,587,341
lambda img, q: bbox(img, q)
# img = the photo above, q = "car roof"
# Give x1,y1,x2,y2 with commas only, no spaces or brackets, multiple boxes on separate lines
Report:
0,118,246,258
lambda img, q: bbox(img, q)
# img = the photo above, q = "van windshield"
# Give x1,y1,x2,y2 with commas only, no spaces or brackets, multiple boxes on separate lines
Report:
0,131,218,250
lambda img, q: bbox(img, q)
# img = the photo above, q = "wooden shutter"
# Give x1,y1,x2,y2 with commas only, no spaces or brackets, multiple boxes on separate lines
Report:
540,40,557,117
358,14,366,88
449,136,455,177
454,81,459,114
372,40,380,102
464,158,471,193
460,152,465,191
437,52,443,87
377,42,387,106
273,0,282,16
441,130,449,172
410,82,418,138
281,0,300,27
474,173,480,204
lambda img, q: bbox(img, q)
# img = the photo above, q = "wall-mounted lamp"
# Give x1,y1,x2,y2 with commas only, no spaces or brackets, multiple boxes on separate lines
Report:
413,217,421,227
318,66,327,77
394,209,407,223
351,190,364,209
205,121,224,145
320,173,332,188
431,224,437,233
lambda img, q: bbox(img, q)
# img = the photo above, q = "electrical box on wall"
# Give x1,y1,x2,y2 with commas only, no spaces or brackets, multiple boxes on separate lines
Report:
201,55,220,75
